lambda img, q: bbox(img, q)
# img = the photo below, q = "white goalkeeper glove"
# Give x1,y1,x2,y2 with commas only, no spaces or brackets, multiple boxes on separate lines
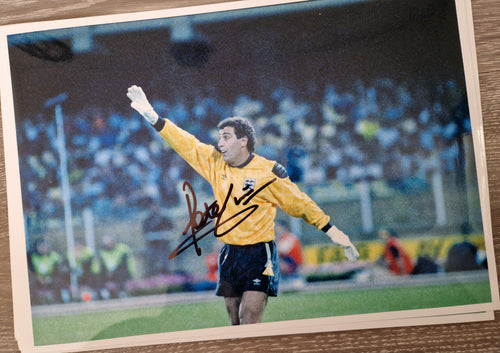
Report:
126,85,159,125
326,225,360,262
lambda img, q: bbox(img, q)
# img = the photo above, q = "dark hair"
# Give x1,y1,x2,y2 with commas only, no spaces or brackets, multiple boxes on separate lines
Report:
217,117,256,153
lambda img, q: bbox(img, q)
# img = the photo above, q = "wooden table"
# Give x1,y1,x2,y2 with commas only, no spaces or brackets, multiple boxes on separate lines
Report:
1,0,499,352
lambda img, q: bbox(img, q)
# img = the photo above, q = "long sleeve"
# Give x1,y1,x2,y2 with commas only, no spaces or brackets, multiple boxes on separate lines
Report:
155,118,219,182
266,176,330,230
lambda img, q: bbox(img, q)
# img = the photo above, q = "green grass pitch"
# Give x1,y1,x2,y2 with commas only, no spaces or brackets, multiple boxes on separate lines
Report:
32,281,492,346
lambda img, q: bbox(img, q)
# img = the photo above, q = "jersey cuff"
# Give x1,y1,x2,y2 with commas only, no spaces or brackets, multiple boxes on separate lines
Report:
321,222,332,233
153,118,166,131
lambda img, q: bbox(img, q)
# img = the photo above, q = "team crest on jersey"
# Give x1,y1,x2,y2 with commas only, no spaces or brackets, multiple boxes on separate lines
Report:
243,178,256,191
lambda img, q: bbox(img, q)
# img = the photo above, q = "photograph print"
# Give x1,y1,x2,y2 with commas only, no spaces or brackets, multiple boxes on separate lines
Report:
1,0,498,352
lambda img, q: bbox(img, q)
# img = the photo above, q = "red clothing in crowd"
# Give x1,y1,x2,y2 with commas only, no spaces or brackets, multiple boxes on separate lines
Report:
384,237,413,275
277,231,303,274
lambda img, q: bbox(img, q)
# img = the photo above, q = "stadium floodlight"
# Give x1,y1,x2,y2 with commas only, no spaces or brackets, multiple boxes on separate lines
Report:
43,92,67,108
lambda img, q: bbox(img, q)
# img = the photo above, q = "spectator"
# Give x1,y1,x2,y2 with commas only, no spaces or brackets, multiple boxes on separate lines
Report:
97,235,136,299
411,255,440,275
377,228,413,275
444,240,481,272
73,241,100,298
275,220,304,279
28,239,70,304
142,202,174,276
286,146,307,182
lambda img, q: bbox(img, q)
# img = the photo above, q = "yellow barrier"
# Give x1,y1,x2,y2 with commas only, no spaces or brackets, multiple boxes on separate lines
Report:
303,234,485,265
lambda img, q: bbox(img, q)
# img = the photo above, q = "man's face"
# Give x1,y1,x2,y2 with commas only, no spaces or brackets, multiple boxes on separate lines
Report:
103,236,115,250
37,242,49,255
218,126,248,166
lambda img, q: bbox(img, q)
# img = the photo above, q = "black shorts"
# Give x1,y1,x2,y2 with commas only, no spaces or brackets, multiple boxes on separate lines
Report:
216,241,280,297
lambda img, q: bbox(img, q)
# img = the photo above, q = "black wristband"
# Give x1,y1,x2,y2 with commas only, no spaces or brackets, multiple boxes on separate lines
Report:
153,118,165,132
321,222,332,233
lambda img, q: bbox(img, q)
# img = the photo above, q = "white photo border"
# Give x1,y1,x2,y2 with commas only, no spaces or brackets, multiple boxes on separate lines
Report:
1,0,498,352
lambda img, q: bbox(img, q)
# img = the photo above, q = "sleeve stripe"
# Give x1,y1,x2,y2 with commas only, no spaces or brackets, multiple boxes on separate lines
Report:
272,162,288,178
321,222,332,233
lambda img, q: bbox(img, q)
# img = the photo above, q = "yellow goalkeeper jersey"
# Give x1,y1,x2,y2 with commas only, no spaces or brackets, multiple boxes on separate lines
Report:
157,118,330,245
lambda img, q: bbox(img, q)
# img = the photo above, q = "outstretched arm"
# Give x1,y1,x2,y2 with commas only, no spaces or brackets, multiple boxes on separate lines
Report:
269,170,359,263
126,85,216,183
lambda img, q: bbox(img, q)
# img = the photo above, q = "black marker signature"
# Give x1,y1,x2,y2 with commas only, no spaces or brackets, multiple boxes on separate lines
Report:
168,178,277,259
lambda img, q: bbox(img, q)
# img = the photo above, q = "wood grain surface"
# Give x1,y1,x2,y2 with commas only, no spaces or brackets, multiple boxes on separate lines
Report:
1,1,499,352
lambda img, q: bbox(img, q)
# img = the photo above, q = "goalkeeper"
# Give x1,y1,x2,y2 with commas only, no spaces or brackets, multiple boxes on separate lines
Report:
127,85,359,325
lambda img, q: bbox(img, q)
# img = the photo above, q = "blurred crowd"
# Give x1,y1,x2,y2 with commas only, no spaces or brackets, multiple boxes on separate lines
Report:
19,78,469,227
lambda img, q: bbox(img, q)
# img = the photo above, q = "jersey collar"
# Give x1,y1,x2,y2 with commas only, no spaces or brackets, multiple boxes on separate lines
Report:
230,153,254,168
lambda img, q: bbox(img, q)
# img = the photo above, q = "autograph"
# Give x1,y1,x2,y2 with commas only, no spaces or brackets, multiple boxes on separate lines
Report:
168,178,277,259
